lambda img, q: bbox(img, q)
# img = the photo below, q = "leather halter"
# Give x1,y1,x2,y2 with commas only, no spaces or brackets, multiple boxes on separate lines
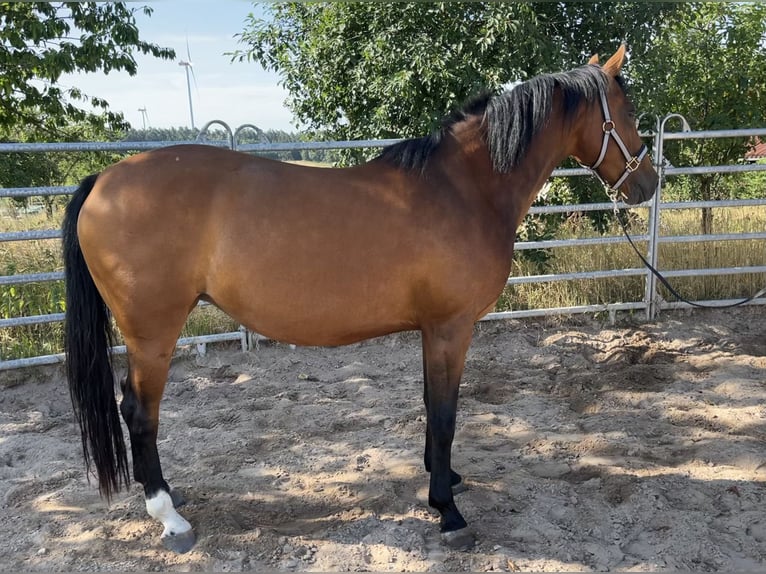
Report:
582,88,648,197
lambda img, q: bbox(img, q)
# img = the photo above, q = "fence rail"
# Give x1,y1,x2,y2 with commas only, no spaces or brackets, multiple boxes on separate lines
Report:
1,116,765,369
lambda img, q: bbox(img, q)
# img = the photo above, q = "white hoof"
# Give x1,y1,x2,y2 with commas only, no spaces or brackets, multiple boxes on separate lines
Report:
146,490,194,551
162,529,196,553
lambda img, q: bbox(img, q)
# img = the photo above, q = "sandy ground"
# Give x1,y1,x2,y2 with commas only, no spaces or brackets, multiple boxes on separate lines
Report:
1,307,765,572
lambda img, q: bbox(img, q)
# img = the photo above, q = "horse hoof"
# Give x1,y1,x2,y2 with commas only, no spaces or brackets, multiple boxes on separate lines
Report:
451,479,468,495
169,488,186,509
162,529,196,553
441,527,476,551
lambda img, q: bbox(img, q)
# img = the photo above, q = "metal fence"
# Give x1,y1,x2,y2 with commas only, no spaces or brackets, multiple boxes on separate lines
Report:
1,116,765,370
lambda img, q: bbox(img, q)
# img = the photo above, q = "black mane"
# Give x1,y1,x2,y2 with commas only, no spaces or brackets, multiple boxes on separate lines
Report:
377,64,614,174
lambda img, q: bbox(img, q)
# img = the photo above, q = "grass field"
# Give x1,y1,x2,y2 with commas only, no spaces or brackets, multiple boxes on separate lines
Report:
1,200,764,360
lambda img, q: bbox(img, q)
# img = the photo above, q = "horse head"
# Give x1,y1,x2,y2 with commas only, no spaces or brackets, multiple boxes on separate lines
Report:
574,45,659,205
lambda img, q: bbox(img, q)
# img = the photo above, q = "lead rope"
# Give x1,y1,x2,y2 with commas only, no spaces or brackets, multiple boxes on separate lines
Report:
611,199,766,309
587,84,765,309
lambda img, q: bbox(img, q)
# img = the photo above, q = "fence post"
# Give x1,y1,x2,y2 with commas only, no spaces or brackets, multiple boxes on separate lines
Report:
645,114,692,320
644,122,663,320
232,123,270,351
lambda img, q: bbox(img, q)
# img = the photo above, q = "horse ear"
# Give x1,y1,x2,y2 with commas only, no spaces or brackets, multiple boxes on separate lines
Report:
587,53,599,65
602,44,627,76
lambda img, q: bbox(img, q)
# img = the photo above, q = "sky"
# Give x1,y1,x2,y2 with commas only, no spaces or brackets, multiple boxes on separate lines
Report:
61,1,296,133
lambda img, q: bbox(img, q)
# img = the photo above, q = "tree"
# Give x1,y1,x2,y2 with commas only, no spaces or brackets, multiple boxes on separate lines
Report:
0,122,126,217
0,136,60,212
0,2,174,138
233,2,678,145
124,126,201,142
630,3,766,233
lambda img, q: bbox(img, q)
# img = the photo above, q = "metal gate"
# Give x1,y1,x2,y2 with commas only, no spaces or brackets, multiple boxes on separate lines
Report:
1,116,765,370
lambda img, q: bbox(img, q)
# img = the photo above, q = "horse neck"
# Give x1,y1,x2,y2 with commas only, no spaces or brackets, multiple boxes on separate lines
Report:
449,105,577,233
501,107,576,229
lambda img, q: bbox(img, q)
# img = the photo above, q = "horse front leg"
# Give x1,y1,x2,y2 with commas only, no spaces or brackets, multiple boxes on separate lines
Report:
423,361,466,494
121,343,195,553
421,319,476,550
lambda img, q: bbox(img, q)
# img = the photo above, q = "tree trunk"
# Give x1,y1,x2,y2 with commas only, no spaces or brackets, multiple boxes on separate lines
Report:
43,196,55,220
699,176,713,235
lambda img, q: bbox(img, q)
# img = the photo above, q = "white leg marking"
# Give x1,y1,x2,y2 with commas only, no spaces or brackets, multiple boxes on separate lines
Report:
146,490,192,538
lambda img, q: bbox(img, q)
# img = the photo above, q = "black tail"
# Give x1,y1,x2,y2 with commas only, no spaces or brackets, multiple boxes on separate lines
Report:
62,173,129,499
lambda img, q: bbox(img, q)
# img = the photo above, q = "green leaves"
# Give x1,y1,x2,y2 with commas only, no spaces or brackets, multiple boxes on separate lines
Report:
0,2,174,138
233,2,678,147
630,2,766,217
235,3,525,142
620,2,766,234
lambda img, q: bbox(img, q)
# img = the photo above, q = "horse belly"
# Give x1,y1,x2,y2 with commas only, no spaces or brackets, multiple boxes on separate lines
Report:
201,207,511,346
209,272,418,346
203,234,422,346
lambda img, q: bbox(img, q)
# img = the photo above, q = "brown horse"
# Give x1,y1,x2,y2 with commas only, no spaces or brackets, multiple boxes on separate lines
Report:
62,46,657,553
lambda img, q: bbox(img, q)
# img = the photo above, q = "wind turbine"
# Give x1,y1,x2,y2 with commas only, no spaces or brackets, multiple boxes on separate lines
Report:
178,39,198,129
137,106,149,130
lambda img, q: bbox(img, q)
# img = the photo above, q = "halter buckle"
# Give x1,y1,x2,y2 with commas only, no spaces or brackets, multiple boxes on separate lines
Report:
602,120,615,133
626,156,640,172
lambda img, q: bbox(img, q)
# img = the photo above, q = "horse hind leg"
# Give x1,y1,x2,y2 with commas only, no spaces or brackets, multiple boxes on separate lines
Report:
119,303,197,553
